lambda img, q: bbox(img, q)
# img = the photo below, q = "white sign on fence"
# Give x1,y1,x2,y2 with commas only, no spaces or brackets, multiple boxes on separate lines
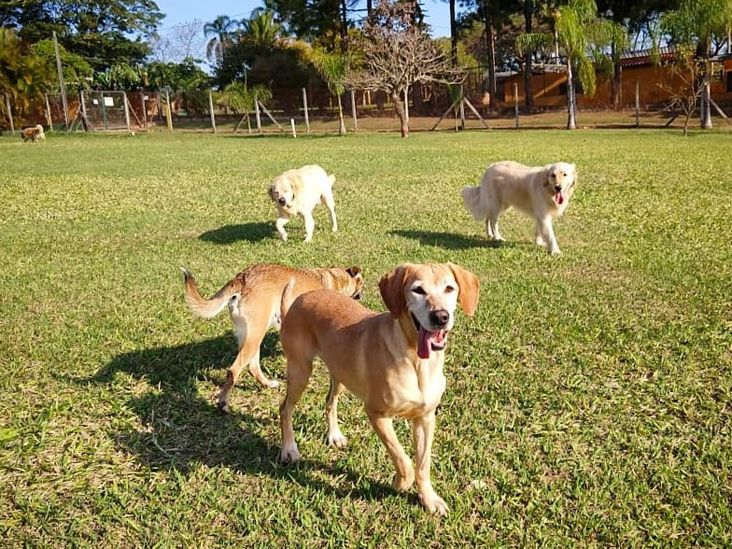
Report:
104,96,114,107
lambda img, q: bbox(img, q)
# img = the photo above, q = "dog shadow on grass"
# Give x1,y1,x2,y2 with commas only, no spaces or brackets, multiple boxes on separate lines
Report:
73,333,396,504
199,222,273,244
390,229,517,250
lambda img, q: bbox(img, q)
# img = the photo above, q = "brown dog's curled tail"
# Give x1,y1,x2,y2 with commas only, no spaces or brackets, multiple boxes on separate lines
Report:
180,268,237,319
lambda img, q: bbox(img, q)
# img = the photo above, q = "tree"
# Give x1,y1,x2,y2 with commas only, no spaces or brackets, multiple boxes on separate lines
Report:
263,0,354,49
348,0,463,137
204,15,239,68
660,45,707,136
312,49,350,135
0,0,163,70
33,39,93,91
218,82,272,114
0,29,54,124
661,0,732,129
240,9,285,48
596,0,680,108
519,0,624,129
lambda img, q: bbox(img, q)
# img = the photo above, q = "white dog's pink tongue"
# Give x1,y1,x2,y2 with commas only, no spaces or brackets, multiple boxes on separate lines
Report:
418,328,432,359
555,190,564,205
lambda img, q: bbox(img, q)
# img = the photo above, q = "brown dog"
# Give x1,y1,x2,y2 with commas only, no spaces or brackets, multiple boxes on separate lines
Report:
182,264,364,412
278,263,479,515
21,124,45,142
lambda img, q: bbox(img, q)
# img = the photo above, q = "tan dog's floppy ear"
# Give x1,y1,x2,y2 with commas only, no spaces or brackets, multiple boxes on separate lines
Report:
447,263,480,317
288,174,302,197
346,266,362,278
268,185,275,200
543,166,551,186
379,266,407,318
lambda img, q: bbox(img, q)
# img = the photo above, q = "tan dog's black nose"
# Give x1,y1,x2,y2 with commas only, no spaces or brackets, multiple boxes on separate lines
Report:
278,197,286,205
430,310,450,327
554,185,562,192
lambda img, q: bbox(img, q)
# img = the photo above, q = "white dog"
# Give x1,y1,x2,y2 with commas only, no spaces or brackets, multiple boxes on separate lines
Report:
461,161,577,255
268,165,338,242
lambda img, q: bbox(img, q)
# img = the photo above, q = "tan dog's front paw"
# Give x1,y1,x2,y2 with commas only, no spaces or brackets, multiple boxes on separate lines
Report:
326,430,348,449
392,470,415,492
419,491,449,516
549,248,561,256
280,443,301,463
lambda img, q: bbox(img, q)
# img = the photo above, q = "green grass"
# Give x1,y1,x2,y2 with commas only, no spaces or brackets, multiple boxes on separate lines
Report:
1,129,730,547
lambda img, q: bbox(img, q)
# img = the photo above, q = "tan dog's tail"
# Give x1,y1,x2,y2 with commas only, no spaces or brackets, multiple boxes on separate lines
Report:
327,174,336,187
180,268,236,319
461,185,484,220
280,277,296,319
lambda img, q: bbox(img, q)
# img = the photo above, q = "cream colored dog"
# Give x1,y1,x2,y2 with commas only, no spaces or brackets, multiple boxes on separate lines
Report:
181,263,364,413
268,165,338,242
278,263,480,515
462,161,577,255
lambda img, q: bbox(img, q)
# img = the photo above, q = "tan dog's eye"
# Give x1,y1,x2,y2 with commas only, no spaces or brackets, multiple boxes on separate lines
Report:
412,286,426,295
562,173,566,177
551,173,556,178
445,285,455,293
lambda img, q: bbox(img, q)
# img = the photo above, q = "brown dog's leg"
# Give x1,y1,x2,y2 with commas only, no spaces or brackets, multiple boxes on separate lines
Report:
367,413,415,492
412,412,448,516
325,377,347,448
217,315,274,413
279,359,314,463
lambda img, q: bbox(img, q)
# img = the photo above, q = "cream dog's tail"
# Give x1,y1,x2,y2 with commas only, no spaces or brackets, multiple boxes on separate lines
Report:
327,173,336,187
280,277,296,320
180,268,237,319
461,185,484,221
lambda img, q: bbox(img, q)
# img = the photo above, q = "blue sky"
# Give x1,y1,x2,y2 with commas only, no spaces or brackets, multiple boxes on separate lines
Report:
155,0,453,38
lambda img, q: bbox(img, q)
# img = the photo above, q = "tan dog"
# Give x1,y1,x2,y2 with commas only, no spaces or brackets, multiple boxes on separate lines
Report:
182,264,364,413
462,161,577,255
21,124,45,142
268,165,338,243
278,263,479,515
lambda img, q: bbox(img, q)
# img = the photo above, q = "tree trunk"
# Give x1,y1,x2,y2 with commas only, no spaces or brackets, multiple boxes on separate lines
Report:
366,0,372,15
611,42,621,109
566,61,576,129
340,0,348,51
701,78,712,129
449,0,458,67
337,93,346,135
392,90,409,137
484,3,497,110
523,0,534,112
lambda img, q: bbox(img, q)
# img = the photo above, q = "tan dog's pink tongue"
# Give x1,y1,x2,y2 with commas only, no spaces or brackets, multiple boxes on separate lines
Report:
555,191,564,205
418,328,432,359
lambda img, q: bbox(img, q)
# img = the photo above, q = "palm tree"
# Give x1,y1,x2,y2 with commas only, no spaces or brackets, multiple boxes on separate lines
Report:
312,49,350,135
520,0,624,129
203,15,239,67
662,0,732,129
240,10,284,48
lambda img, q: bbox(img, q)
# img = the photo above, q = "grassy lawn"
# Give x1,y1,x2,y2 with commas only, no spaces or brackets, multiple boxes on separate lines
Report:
0,129,730,546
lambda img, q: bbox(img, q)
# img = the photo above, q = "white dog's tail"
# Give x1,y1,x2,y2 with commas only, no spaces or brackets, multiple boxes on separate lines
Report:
461,186,484,221
327,174,336,187
180,268,238,319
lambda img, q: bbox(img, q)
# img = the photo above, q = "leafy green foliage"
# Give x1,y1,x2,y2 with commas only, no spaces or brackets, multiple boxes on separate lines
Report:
32,39,94,92
0,0,163,70
0,28,54,122
217,82,273,113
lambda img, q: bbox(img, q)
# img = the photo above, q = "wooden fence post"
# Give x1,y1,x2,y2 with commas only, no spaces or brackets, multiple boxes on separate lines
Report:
404,86,409,124
635,81,640,128
302,87,310,133
44,93,53,131
514,83,519,129
254,98,262,134
122,91,132,133
208,89,217,133
164,90,173,131
100,92,109,130
4,95,15,135
79,91,89,131
459,85,466,131
290,118,297,138
350,89,358,132
52,31,69,130
141,93,148,128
